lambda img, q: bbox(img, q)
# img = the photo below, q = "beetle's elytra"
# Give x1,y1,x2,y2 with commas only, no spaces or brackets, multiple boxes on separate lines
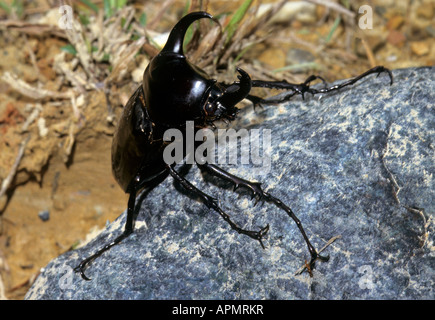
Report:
75,11,393,280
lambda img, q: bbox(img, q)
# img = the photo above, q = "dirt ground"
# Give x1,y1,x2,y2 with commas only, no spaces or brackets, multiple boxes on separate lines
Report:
0,0,433,299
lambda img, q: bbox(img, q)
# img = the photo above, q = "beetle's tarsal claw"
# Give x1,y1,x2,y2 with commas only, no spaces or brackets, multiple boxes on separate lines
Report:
369,66,394,85
82,272,92,281
257,224,270,249
253,195,262,206
74,264,92,281
259,240,265,249
381,68,394,85
305,252,330,277
261,223,270,236
319,254,330,262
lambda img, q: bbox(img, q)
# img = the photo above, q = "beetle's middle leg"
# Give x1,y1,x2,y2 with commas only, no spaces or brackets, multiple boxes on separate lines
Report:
167,165,269,248
197,162,329,275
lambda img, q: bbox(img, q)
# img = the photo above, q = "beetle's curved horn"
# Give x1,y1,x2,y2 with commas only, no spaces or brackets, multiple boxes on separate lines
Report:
162,11,213,55
218,67,252,108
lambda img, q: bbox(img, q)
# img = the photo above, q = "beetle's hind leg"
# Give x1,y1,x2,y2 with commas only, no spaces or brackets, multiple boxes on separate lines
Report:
74,186,137,280
167,165,269,248
74,171,168,280
197,162,329,275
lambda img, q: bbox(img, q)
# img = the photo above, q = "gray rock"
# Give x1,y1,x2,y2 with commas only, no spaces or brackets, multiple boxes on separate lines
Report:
26,66,434,300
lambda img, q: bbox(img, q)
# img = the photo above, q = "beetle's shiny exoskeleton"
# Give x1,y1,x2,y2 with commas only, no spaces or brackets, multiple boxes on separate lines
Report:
75,11,393,280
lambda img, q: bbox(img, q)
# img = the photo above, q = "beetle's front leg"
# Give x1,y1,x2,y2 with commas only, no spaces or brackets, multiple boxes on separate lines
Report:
197,162,329,275
167,165,269,248
247,66,393,107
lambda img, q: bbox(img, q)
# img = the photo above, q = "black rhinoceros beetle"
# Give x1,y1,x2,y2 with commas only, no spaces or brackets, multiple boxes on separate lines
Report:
75,11,393,280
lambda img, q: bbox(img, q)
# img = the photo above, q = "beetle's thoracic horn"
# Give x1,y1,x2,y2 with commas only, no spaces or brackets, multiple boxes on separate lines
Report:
161,11,213,55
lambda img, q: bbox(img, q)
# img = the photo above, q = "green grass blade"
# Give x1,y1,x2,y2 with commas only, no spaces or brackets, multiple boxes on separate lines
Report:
117,0,127,9
0,2,11,14
60,44,77,55
224,0,253,44
104,0,113,17
182,0,190,16
139,12,147,26
233,43,254,64
325,16,341,43
79,0,99,13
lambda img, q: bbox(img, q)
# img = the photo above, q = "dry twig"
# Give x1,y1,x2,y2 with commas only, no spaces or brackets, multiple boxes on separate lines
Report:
0,135,31,200
295,235,342,276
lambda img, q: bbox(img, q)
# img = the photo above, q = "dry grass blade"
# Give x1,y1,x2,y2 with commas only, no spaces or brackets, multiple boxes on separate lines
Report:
53,54,88,94
65,19,96,82
403,206,430,248
2,72,71,100
249,0,288,36
305,0,355,19
0,20,67,38
192,24,222,68
147,0,176,30
224,0,254,45
105,36,146,84
21,104,42,132
360,38,377,68
213,0,286,72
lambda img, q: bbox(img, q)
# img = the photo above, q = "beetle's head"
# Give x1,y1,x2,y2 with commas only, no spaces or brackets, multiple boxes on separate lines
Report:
202,67,252,125
142,11,251,128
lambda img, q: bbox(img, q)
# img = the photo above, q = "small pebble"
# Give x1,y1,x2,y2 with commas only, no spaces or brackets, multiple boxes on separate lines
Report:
387,30,406,47
38,210,50,222
410,41,430,56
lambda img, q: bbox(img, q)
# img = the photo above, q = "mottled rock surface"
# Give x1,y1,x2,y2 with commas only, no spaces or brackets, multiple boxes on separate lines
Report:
26,66,434,300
